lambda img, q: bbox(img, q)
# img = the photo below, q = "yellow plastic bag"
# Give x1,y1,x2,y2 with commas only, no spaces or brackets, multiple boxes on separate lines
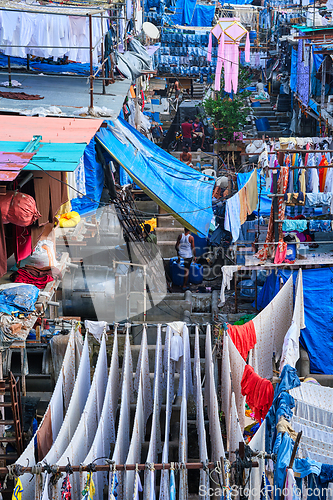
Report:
141,217,157,231
59,211,81,228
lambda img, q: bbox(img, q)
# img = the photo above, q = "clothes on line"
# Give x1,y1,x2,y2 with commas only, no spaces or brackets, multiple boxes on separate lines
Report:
241,364,274,421
227,320,256,361
0,11,108,64
282,220,308,232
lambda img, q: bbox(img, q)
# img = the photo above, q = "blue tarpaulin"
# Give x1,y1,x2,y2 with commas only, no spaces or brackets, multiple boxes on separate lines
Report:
237,169,272,216
290,48,297,93
0,53,97,75
171,0,215,26
221,0,252,3
96,118,214,236
71,137,104,215
257,268,333,374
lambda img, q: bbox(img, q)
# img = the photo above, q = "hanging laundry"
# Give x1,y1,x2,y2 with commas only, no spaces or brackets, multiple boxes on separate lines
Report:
125,369,146,498
207,18,250,93
83,328,120,499
12,477,23,500
256,164,289,263
229,392,245,463
54,334,108,499
194,327,210,499
160,330,173,499
309,220,332,232
133,472,143,500
144,325,163,500
228,336,246,433
246,169,259,215
108,470,118,500
319,155,329,192
84,320,107,343
241,365,274,421
111,330,133,498
170,469,176,500
179,348,188,499
282,220,307,232
224,192,241,242
206,334,225,462
239,187,247,225
248,421,266,500
227,320,256,361
81,473,95,500
219,265,238,306
134,326,153,425
16,327,81,498
251,274,294,379
221,332,232,443
305,193,332,207
61,475,72,500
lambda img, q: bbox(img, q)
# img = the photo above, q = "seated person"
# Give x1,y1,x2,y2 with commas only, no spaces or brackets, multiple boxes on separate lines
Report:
192,116,205,149
180,147,193,167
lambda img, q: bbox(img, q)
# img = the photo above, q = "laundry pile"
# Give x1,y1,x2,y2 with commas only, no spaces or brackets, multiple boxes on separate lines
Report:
10,265,61,289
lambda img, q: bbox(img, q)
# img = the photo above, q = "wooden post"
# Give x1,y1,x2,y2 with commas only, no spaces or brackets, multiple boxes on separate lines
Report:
36,324,41,342
280,431,302,500
20,347,26,396
234,270,238,313
321,56,327,112
88,14,94,111
100,13,106,95
273,172,279,243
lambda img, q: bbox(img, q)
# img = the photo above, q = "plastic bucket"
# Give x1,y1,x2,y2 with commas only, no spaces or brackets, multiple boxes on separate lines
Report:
169,257,185,286
189,263,203,284
249,30,257,43
255,118,270,132
251,101,261,108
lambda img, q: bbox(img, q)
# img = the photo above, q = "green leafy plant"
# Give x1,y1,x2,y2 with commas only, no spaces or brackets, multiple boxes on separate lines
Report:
204,93,249,143
203,66,251,143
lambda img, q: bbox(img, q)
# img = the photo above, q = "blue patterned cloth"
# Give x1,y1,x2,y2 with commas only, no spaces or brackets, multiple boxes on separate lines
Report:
309,220,332,232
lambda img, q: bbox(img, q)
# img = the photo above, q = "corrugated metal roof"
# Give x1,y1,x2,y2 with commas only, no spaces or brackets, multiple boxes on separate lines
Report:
0,151,34,181
0,141,86,172
0,116,103,144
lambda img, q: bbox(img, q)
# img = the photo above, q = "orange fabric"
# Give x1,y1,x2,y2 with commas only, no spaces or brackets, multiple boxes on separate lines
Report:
319,156,328,192
239,187,247,225
130,85,136,98
241,365,274,421
227,320,256,361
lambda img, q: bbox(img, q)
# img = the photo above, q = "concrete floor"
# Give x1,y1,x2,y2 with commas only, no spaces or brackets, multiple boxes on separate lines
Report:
0,72,131,117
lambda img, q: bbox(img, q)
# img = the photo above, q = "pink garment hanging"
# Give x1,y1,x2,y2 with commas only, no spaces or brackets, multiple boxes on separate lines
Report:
208,19,250,94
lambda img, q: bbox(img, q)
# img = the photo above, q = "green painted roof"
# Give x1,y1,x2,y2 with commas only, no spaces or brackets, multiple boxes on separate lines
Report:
292,24,333,32
0,141,86,171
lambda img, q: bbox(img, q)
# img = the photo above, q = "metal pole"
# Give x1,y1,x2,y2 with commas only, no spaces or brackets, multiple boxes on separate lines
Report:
272,172,279,243
89,14,94,111
100,13,106,95
321,56,327,112
7,56,11,87
143,265,147,322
